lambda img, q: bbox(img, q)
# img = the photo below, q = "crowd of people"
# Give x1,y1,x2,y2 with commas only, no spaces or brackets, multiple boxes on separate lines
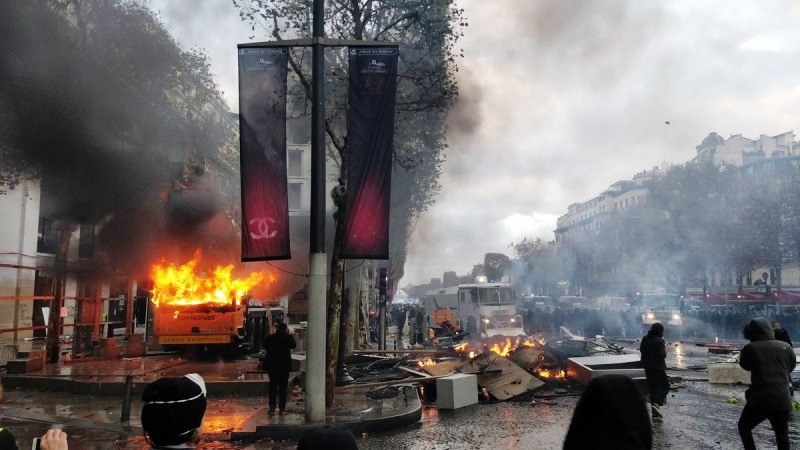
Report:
368,303,426,346
523,304,800,341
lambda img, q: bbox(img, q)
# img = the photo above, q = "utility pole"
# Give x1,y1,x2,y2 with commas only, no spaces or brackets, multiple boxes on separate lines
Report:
378,267,387,350
305,0,327,423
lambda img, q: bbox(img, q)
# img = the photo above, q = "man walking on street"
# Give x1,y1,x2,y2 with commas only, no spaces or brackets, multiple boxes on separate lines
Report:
640,322,669,419
263,322,296,416
739,318,796,450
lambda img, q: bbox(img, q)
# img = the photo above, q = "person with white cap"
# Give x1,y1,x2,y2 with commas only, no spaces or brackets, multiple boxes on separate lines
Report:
141,373,207,449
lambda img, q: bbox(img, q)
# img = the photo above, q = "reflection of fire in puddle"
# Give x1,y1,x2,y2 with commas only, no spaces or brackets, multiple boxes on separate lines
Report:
674,343,684,368
201,411,253,434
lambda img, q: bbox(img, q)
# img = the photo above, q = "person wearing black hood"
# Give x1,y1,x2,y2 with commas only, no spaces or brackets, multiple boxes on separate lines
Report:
563,374,652,449
738,317,796,450
640,322,669,419
264,322,296,416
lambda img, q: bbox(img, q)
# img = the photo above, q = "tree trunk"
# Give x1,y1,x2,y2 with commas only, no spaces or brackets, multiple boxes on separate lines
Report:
326,257,344,407
326,190,346,406
343,262,361,355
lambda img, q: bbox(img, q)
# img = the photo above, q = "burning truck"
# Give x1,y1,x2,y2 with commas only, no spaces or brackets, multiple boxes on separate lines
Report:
149,253,268,352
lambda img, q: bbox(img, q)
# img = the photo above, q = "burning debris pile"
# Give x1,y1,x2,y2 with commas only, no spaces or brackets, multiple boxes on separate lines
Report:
346,330,625,404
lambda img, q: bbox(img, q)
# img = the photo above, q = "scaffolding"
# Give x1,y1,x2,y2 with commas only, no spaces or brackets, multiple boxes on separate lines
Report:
0,256,138,364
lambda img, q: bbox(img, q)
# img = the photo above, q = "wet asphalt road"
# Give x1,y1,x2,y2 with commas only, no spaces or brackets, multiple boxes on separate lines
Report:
2,341,800,449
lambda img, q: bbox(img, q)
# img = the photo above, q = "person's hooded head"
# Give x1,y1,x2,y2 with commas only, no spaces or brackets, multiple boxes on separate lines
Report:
141,373,207,447
743,317,774,342
647,322,664,338
563,374,652,450
0,426,18,450
297,426,358,450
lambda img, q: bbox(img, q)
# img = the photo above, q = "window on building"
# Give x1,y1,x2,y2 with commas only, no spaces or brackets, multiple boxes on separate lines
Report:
37,217,57,254
288,182,302,210
288,149,303,177
79,224,95,258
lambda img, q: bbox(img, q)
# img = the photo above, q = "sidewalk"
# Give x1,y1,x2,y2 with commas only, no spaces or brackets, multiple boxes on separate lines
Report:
0,355,422,447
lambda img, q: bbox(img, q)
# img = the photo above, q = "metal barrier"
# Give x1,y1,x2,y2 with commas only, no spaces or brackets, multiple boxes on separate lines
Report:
0,259,133,359
0,344,18,367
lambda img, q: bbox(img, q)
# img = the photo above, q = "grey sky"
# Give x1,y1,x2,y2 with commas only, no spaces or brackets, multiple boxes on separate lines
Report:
149,0,800,287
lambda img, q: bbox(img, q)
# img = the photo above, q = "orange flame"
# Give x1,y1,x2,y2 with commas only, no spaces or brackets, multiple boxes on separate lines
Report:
536,369,566,379
454,342,468,352
418,358,437,368
150,252,265,308
521,337,547,347
490,338,513,357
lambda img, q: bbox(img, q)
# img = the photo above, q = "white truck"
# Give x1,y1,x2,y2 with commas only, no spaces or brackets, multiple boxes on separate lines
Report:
639,293,682,330
423,276,525,339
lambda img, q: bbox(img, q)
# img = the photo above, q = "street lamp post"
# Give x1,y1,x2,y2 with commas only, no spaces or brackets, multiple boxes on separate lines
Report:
305,0,327,423
239,0,397,423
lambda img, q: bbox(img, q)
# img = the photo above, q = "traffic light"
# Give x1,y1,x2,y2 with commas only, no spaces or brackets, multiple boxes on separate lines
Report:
378,268,387,296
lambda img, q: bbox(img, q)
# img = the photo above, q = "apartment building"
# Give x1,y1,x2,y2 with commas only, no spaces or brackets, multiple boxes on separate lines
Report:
554,167,662,243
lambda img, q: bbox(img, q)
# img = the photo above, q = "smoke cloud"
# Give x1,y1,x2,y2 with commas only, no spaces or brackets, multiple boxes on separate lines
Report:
0,1,234,278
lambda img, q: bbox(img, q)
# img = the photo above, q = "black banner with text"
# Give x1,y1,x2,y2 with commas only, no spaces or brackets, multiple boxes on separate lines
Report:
238,47,290,261
342,47,398,259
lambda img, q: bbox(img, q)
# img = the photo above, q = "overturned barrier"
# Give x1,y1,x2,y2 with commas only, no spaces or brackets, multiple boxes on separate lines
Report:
566,354,645,386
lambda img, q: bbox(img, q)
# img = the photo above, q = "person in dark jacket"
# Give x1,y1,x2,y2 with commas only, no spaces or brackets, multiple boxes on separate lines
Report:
771,321,793,348
640,322,669,418
563,374,652,450
264,322,297,416
297,426,359,450
738,318,797,450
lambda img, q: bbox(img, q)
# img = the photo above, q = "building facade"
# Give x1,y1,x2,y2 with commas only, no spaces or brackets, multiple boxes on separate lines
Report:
554,166,665,244
553,130,800,296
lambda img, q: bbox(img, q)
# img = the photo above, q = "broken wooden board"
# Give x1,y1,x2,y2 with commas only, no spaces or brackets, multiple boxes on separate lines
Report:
509,347,543,371
457,352,544,400
418,359,460,378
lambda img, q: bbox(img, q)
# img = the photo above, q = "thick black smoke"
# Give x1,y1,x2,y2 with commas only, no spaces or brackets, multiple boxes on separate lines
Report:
0,1,232,277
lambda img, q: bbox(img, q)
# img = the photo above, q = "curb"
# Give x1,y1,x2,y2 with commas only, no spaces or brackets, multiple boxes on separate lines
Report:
1,375,272,396
230,387,423,441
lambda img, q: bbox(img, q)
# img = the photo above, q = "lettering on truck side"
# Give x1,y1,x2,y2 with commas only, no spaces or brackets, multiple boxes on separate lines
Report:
175,314,217,320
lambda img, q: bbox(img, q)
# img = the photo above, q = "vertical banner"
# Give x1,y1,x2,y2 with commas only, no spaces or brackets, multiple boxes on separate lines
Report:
342,47,399,259
238,47,290,261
